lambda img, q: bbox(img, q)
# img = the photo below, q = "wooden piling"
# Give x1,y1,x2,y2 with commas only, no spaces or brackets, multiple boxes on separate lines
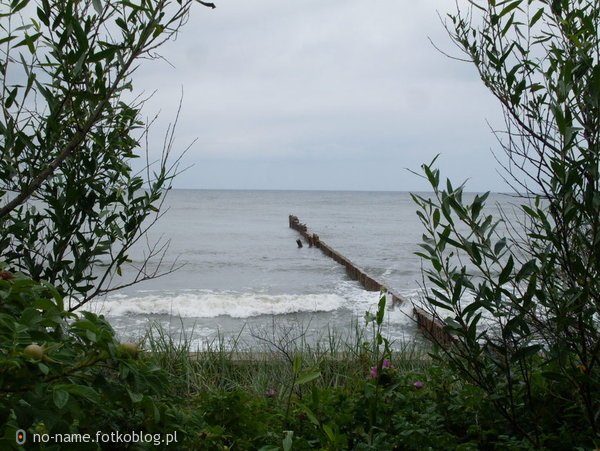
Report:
288,215,405,305
412,307,456,347
288,215,455,345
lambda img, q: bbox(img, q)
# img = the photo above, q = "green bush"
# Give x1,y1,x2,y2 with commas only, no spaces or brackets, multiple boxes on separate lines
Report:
0,269,202,450
411,1,600,448
282,360,524,450
195,389,283,450
264,297,511,450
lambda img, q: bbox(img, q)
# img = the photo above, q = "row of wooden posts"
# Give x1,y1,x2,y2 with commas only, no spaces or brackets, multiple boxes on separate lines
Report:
289,215,455,347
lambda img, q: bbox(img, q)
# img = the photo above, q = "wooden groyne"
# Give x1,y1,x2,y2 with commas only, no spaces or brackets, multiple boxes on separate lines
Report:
289,215,454,345
289,215,404,304
413,307,456,347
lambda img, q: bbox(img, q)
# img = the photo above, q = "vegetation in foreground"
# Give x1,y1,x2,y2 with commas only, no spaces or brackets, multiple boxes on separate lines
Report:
410,1,600,448
1,273,595,449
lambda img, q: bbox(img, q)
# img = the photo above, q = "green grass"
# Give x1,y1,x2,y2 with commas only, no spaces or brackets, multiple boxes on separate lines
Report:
141,318,431,396
137,319,454,449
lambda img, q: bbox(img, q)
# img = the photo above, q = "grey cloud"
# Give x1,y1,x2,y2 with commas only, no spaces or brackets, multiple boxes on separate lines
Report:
132,0,506,192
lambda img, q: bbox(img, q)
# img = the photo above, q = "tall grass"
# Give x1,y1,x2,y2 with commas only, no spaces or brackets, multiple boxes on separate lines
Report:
141,316,432,397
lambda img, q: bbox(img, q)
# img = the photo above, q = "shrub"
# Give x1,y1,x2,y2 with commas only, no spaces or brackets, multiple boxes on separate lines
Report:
0,269,202,449
413,1,600,447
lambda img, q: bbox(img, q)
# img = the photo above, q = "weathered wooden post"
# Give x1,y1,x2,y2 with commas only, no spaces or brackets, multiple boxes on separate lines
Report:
288,215,405,305
287,215,458,345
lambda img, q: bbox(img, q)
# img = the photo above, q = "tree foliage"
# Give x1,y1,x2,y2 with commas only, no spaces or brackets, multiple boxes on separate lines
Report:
415,0,600,447
0,0,213,310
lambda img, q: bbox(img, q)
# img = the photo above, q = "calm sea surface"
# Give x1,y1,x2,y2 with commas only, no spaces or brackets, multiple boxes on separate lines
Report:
91,190,511,349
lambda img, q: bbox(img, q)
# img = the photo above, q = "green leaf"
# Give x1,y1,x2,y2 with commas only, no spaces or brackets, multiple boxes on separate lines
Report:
152,24,165,38
62,384,99,404
467,313,481,341
423,164,439,189
499,1,522,18
128,389,144,403
494,238,507,256
10,0,30,13
499,255,514,284
515,259,537,281
296,370,321,386
323,424,336,443
529,8,544,27
53,388,70,409
38,362,50,375
376,292,386,325
89,46,117,63
522,205,538,218
92,0,102,14
115,18,128,32
0,35,16,45
462,299,482,318
433,208,440,228
36,6,50,26
470,242,482,265
5,87,18,109
471,192,488,220
282,430,294,451
451,279,463,302
298,403,320,426
426,294,452,311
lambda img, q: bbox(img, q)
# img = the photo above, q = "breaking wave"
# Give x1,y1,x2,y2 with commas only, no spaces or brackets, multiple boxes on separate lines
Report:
96,290,346,319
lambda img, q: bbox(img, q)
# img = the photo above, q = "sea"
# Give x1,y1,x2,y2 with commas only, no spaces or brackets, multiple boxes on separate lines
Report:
90,190,513,350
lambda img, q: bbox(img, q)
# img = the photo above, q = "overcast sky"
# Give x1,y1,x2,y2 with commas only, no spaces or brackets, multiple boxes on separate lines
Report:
134,0,506,192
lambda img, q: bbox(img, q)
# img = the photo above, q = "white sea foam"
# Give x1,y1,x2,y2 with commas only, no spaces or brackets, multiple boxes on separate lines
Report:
333,281,417,327
97,290,346,319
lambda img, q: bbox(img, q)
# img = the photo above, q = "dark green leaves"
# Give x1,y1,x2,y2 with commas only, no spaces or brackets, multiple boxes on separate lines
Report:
423,0,600,441
498,255,514,285
9,0,30,13
1,0,205,310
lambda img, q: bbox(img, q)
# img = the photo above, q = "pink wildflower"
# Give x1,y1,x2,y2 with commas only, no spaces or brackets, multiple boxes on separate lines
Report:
369,366,378,379
265,388,276,398
413,380,425,390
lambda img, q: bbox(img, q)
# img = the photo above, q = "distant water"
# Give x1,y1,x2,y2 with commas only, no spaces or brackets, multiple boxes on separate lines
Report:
90,190,511,349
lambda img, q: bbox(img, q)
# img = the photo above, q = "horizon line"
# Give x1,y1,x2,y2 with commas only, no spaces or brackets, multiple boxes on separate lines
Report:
167,187,515,195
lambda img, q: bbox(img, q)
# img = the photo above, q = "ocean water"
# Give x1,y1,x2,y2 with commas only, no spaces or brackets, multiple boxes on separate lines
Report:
90,190,511,349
